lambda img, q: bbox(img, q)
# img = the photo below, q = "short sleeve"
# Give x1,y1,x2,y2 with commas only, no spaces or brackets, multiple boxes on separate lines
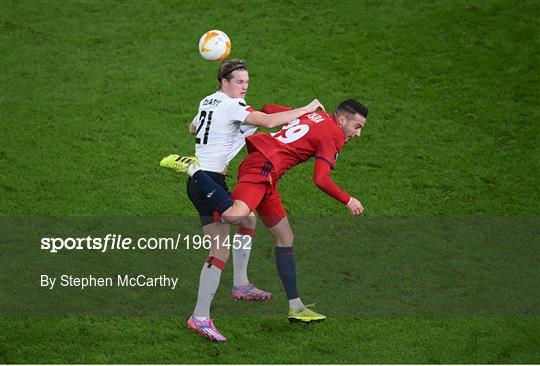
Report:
227,99,255,123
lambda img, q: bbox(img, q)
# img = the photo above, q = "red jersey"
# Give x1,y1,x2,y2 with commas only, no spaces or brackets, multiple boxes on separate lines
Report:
246,110,351,205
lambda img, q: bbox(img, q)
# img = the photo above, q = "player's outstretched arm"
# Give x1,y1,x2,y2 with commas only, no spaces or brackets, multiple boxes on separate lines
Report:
312,158,364,216
244,99,325,129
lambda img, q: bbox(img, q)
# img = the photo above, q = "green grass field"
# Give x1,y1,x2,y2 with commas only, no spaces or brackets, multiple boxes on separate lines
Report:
1,0,539,363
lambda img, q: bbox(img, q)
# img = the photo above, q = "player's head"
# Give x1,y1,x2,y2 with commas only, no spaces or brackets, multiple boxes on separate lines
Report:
218,59,249,99
335,99,368,142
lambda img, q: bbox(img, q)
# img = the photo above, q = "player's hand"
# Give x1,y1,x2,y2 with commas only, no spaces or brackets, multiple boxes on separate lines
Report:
347,197,364,216
303,99,325,113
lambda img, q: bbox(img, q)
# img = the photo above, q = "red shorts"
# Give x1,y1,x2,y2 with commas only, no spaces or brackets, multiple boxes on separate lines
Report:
230,151,286,228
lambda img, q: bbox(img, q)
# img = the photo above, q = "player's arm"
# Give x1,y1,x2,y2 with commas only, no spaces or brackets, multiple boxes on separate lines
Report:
188,115,197,134
312,158,364,216
244,99,325,129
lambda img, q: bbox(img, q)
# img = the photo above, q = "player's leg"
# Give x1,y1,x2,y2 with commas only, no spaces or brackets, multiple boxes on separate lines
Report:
233,213,257,288
160,154,252,224
186,175,230,342
193,221,230,318
260,198,326,323
267,217,302,306
187,166,246,221
231,213,272,301
187,221,228,341
187,171,266,300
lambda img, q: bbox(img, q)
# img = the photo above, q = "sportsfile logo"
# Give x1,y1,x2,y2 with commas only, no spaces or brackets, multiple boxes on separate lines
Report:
40,233,252,253
40,234,180,253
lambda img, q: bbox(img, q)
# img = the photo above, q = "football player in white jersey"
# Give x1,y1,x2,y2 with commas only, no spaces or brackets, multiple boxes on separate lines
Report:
185,59,324,342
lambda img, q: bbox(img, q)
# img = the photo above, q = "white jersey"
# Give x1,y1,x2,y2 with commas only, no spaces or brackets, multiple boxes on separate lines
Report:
190,91,257,172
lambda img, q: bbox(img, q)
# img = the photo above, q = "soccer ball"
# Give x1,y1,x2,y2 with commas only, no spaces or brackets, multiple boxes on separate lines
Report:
198,30,231,62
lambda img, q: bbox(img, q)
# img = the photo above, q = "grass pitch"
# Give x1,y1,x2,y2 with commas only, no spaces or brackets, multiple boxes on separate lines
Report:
1,0,539,363
2,317,538,364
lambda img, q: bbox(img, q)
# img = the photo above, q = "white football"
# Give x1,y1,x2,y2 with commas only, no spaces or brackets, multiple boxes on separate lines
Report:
198,30,231,62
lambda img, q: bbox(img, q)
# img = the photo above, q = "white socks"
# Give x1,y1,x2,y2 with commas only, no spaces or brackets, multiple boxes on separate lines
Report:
232,234,252,286
193,261,223,318
192,233,253,320
289,297,305,309
187,163,200,177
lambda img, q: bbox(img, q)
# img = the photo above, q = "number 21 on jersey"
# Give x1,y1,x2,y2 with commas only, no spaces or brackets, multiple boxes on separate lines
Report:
195,110,213,145
271,119,309,144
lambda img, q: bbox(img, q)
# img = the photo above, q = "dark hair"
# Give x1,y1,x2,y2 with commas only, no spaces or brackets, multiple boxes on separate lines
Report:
217,59,248,83
336,99,368,118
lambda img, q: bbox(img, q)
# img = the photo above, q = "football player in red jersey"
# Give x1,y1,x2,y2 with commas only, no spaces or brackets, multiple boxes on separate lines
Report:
162,99,367,323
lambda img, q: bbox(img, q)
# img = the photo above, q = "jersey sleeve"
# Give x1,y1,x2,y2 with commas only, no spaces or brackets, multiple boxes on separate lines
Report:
261,104,293,114
314,133,344,169
227,99,256,123
312,158,351,205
